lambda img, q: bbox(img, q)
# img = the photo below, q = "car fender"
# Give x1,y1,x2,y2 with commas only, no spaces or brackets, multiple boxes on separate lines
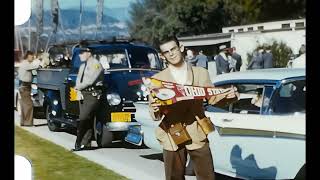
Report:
43,90,62,115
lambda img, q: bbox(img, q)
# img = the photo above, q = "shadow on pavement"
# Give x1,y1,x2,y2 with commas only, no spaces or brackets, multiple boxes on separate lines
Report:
140,153,164,162
106,141,149,149
34,123,48,127
215,173,241,180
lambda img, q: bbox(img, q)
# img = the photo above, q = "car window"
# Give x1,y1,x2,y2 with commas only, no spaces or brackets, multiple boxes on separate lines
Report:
94,50,128,69
147,53,160,69
229,84,266,114
205,103,229,112
260,86,274,115
270,80,305,114
128,48,162,70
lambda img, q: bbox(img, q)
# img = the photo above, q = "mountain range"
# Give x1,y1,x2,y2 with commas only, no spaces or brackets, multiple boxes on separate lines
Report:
16,7,132,41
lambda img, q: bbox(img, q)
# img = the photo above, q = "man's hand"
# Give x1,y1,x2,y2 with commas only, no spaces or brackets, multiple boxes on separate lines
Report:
150,97,161,113
208,86,239,106
226,86,239,99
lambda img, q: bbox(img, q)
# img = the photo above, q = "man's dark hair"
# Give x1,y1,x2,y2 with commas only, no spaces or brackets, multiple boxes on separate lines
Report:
24,50,34,59
158,35,180,47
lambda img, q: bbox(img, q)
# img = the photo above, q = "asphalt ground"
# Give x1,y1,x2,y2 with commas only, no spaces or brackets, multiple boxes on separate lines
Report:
14,111,237,180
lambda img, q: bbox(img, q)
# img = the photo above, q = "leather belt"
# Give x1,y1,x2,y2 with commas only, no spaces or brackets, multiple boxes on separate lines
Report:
19,81,32,86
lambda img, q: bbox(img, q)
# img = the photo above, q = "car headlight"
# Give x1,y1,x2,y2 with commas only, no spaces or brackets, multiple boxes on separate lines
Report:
53,100,59,105
106,93,121,106
31,84,38,90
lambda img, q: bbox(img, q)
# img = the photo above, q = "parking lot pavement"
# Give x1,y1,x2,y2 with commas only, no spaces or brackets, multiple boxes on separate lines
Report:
14,111,236,180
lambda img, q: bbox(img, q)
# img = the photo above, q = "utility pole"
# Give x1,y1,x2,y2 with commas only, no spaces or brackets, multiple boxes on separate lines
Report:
15,27,19,50
80,0,84,40
28,19,31,50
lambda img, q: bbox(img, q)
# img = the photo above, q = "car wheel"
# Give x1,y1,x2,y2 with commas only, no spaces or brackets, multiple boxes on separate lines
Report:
185,154,195,176
33,107,45,119
294,164,305,180
94,117,113,148
46,106,61,132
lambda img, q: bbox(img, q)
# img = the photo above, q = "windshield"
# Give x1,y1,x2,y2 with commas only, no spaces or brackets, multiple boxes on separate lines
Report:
128,48,162,70
94,49,128,69
93,48,161,70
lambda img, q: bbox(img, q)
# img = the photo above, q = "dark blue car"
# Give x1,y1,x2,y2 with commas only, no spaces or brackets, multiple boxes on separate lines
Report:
37,41,162,147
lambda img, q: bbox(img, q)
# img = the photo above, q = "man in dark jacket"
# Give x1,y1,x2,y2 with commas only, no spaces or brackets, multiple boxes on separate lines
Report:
248,49,264,70
231,47,242,71
215,45,230,74
263,46,273,68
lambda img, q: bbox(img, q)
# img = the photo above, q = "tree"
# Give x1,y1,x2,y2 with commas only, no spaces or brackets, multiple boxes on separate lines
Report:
223,0,263,25
127,0,306,46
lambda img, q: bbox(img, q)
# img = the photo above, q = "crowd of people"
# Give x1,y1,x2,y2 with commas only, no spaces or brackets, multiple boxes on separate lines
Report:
182,45,244,76
180,43,305,78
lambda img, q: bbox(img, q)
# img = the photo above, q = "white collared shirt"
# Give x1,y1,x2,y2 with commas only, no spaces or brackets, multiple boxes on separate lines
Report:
168,61,188,85
18,60,41,82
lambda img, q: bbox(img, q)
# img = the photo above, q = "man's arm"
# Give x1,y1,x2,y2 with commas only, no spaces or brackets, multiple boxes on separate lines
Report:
23,60,41,71
201,68,239,106
188,56,198,64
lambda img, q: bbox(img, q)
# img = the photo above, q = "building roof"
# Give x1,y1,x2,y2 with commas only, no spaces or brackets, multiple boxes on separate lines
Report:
178,33,231,41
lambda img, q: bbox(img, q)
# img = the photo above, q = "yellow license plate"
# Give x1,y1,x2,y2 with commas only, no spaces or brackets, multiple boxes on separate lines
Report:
111,112,131,122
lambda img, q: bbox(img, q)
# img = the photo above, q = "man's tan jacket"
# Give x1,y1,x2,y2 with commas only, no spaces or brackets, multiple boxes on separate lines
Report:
149,64,213,151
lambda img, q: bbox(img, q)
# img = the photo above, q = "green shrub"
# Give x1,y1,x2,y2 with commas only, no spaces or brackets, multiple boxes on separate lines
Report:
246,40,293,68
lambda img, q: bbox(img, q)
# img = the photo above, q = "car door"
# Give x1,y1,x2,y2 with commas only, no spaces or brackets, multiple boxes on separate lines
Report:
64,73,79,116
64,53,81,116
205,82,305,179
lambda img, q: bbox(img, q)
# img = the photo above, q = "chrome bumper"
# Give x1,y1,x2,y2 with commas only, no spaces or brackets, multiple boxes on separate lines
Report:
105,122,141,131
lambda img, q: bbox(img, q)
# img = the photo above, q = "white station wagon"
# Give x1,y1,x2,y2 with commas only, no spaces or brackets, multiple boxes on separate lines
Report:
126,68,305,180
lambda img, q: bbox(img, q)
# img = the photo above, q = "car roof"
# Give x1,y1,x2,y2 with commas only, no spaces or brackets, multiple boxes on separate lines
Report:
72,43,158,55
212,68,305,84
88,43,156,51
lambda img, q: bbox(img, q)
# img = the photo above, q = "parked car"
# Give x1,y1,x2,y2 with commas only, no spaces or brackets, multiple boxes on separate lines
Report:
127,68,305,180
36,40,163,147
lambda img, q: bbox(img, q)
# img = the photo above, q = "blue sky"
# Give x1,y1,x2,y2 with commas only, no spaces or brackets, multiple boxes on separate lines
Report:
33,0,137,10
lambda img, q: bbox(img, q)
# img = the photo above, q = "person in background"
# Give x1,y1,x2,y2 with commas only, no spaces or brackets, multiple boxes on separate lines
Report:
247,49,264,70
263,46,273,68
231,47,242,71
215,45,230,74
61,49,72,68
251,88,264,108
207,55,217,82
227,48,237,72
291,44,306,68
18,51,41,126
194,50,208,69
185,49,196,66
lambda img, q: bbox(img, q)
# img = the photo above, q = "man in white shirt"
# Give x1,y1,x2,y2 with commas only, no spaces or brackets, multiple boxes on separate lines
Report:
18,51,41,126
291,45,306,68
